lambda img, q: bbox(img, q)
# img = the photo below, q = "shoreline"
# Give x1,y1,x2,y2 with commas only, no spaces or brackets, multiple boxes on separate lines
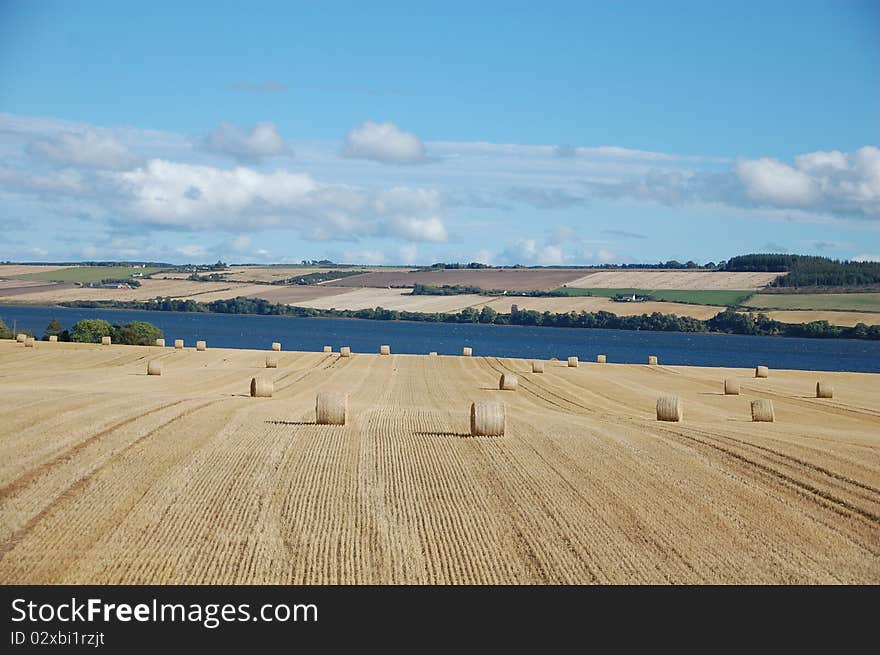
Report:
2,297,879,342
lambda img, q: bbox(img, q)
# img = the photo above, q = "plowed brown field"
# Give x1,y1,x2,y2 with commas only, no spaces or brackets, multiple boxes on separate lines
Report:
1,340,877,584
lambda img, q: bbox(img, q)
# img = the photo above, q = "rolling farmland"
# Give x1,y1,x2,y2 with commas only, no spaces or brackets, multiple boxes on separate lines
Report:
0,340,877,584
745,293,880,313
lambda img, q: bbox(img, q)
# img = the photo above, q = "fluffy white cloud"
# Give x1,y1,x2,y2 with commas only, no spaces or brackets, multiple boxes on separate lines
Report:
107,160,449,243
383,216,447,242
735,158,817,206
115,160,318,227
852,253,880,262
27,130,138,170
501,239,567,265
177,244,208,258
398,244,418,265
203,121,290,161
342,120,426,163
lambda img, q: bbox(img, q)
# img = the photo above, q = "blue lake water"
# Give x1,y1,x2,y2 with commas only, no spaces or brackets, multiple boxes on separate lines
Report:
2,304,879,373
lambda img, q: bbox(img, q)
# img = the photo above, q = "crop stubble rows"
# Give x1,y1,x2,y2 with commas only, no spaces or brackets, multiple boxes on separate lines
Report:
0,341,877,583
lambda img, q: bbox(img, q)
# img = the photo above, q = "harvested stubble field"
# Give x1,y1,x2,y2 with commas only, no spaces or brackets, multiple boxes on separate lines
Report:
481,295,727,319
0,341,878,584
567,270,784,290
0,278,272,304
331,268,587,291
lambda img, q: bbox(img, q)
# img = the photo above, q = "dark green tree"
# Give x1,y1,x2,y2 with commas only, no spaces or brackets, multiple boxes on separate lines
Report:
43,317,64,341
71,319,113,343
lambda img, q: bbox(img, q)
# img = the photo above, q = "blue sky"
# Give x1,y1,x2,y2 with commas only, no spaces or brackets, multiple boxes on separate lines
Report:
1,0,878,265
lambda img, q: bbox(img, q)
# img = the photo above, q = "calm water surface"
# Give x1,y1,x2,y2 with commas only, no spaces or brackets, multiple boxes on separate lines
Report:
2,304,879,373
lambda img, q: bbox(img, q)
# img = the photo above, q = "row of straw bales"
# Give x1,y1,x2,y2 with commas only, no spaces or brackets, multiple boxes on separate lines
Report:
656,395,777,422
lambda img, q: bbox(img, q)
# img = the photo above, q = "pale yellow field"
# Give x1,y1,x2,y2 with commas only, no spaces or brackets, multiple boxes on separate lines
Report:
482,296,727,319
292,287,490,313
0,265,74,277
0,340,877,584
203,266,413,284
0,279,271,304
757,310,880,327
567,270,783,290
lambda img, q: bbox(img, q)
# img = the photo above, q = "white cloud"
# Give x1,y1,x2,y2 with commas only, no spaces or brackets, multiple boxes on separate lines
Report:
735,158,817,206
383,216,447,242
341,248,386,265
398,244,418,265
177,244,208,258
342,120,426,163
115,160,319,227
203,121,290,161
26,129,138,170
501,239,567,265
852,253,880,262
230,235,252,252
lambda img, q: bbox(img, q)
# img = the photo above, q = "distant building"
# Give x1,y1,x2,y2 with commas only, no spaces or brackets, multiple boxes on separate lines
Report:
511,304,519,314
612,293,647,303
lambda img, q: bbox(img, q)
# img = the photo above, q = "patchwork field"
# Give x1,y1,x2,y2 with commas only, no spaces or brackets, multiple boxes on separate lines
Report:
555,287,753,306
482,296,726,320
0,265,75,277
16,266,167,283
567,271,783,290
1,340,877,584
289,287,489,313
331,269,587,291
757,310,880,328
0,278,271,304
745,293,880,313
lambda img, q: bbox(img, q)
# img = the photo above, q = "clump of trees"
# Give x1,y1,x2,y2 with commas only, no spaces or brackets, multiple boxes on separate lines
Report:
65,318,163,345
0,319,12,339
725,254,880,287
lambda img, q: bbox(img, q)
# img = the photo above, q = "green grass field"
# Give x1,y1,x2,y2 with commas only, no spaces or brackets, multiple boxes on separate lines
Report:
17,266,167,284
553,287,754,306
744,293,880,313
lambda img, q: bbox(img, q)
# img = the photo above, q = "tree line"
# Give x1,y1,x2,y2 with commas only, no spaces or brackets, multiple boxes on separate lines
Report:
0,317,163,344
725,254,880,286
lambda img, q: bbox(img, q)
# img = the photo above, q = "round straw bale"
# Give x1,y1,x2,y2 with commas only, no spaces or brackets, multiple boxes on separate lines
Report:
648,355,658,365
755,365,769,378
531,360,544,373
499,373,518,390
567,356,579,368
266,355,278,368
339,346,351,357
155,338,165,347
751,399,774,422
550,357,558,362
271,342,281,351
316,391,348,425
101,336,111,346
462,347,473,357
16,333,26,343
380,344,391,355
816,381,833,399
196,340,206,351
656,394,682,422
174,339,184,349
250,377,273,398
429,351,438,356
323,346,332,353
597,354,606,363
470,401,505,436
48,335,58,343
25,337,35,348
147,360,163,376
724,378,740,395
